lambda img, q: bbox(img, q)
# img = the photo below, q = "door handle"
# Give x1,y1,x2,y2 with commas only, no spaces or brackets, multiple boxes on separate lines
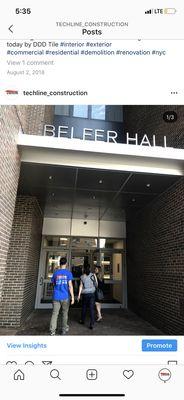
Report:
39,276,44,286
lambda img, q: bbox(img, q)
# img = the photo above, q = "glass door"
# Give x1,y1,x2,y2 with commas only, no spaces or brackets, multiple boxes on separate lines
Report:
71,251,85,298
35,236,126,309
92,249,125,307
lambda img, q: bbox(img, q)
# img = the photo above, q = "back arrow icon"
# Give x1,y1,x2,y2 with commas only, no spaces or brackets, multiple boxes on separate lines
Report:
9,25,13,33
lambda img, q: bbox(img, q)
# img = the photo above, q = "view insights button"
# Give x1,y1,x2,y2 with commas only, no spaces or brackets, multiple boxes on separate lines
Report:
142,339,177,352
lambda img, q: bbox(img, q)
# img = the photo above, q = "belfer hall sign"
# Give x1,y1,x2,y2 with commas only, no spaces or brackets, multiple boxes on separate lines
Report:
43,124,167,147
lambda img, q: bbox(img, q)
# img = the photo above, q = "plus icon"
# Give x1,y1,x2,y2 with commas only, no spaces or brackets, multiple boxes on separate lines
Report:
86,369,98,380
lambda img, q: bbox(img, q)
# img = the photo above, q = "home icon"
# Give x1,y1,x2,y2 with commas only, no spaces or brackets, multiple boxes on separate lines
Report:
14,369,25,381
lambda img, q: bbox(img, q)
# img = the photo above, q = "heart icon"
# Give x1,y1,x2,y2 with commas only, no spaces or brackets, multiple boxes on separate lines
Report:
123,370,134,379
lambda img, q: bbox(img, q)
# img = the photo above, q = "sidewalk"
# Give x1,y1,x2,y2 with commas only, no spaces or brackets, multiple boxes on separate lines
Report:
0,309,163,336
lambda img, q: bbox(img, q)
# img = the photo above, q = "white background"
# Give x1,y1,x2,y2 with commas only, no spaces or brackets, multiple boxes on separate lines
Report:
1,1,184,104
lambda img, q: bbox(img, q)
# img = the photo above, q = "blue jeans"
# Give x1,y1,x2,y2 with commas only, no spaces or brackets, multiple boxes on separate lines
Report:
81,293,95,326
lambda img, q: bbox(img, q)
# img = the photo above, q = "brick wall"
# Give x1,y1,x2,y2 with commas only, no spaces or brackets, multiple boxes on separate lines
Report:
127,178,184,334
0,105,50,327
125,105,184,334
0,106,26,303
124,105,184,148
0,196,43,327
25,105,54,135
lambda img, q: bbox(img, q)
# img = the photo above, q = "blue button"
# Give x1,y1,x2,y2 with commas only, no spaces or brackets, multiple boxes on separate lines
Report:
142,339,177,352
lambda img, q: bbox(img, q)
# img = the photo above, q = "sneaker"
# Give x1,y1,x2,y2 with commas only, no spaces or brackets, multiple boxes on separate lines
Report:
89,325,94,330
50,331,56,336
96,317,102,322
62,326,69,335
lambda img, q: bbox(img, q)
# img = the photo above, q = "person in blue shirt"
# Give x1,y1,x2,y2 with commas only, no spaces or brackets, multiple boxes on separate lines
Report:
50,257,74,335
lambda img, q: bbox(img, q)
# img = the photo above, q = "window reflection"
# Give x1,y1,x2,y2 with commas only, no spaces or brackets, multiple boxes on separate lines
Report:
54,105,123,122
73,105,88,118
91,105,105,120
43,236,70,248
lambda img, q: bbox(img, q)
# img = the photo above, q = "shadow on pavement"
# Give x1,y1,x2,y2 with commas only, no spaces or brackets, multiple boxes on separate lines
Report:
0,308,164,336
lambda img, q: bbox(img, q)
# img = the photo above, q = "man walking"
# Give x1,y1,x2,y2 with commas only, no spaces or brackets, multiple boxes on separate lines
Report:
50,257,74,335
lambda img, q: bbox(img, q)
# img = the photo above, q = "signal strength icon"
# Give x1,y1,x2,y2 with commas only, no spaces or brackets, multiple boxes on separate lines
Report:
145,9,152,14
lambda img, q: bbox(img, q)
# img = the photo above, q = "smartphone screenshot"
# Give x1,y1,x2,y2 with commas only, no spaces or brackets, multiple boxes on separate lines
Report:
0,1,183,399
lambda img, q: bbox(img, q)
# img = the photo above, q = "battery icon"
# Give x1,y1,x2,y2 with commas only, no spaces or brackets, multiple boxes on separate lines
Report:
164,8,177,14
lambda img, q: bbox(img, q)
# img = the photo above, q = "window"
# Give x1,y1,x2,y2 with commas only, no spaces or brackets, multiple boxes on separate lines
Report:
91,105,105,120
54,105,123,122
106,105,123,122
73,105,105,119
73,105,88,118
54,105,70,116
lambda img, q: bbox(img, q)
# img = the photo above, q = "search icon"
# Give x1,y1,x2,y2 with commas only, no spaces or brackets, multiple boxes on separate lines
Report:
50,369,61,380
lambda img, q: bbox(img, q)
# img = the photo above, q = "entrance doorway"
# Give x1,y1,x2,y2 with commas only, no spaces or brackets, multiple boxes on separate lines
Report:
35,236,126,309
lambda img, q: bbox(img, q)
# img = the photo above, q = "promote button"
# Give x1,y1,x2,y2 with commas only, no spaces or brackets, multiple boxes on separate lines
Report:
142,339,177,352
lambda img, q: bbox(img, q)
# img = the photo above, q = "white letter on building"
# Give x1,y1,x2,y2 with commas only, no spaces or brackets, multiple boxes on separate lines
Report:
58,126,69,138
83,128,93,140
44,124,55,136
71,126,74,139
95,129,105,141
126,132,138,145
140,134,151,146
153,135,156,146
107,131,118,143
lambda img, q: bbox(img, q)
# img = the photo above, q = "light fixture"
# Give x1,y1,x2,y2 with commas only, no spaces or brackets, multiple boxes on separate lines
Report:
49,175,53,180
99,238,106,248
92,195,96,200
146,183,151,188
98,179,103,184
132,198,136,202
59,237,68,241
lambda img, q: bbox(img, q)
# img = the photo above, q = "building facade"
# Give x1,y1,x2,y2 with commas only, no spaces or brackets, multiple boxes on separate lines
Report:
0,105,183,333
